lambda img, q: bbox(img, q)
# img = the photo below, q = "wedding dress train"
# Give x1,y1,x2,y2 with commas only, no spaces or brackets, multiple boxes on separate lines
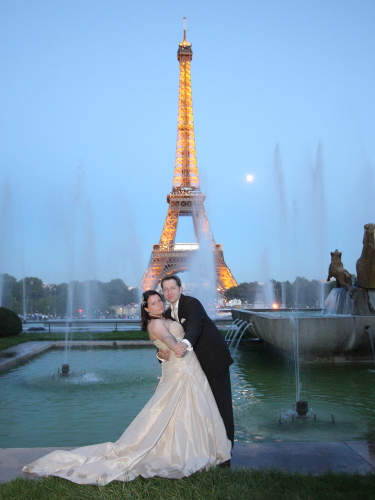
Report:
22,322,231,485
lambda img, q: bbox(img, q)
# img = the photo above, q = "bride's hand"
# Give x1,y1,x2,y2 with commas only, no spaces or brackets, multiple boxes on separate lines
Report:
158,349,171,361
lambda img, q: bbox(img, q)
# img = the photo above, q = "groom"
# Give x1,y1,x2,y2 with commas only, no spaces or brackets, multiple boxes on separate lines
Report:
160,275,234,449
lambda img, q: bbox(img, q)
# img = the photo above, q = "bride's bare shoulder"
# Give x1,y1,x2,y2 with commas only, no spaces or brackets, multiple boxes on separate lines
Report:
147,318,166,338
147,321,156,341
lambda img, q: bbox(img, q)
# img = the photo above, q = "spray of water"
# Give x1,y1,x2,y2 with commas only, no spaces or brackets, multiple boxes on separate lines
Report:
17,192,27,319
81,200,97,318
184,238,218,315
111,192,143,293
325,287,354,315
273,144,288,306
291,316,301,402
291,196,300,304
290,194,303,403
63,163,86,362
260,247,275,308
176,196,218,314
310,142,327,307
0,179,13,307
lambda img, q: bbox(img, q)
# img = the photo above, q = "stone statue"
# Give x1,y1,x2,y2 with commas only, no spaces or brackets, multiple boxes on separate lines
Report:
356,223,375,289
327,249,353,297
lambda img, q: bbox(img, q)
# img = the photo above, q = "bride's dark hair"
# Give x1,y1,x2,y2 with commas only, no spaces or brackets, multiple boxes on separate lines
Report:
140,290,164,331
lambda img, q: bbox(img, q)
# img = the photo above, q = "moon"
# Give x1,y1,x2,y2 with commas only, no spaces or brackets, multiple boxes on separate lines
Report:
246,174,254,182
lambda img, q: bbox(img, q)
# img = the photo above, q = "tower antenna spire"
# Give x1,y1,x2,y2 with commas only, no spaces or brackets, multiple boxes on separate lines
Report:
183,17,186,40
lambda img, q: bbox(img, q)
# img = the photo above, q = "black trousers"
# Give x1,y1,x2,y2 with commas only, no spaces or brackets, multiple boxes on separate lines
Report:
205,366,234,447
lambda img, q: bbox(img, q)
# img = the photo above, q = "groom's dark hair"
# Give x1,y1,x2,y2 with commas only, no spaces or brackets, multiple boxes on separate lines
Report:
160,275,182,288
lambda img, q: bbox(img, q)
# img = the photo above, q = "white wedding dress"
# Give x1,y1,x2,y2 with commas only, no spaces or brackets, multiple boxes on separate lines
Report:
22,322,231,485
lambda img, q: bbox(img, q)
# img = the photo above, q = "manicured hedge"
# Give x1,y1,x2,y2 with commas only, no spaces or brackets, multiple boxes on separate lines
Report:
0,307,22,337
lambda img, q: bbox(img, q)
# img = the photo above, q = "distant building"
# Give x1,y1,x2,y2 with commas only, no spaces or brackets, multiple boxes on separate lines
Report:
228,299,242,307
113,304,140,318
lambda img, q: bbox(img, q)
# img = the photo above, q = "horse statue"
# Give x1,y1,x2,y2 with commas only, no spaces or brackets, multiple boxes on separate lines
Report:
327,249,353,297
356,223,375,289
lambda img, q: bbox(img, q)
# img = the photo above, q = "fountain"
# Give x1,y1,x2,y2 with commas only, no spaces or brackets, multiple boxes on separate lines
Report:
232,223,375,362
2,343,375,447
228,223,375,422
225,319,253,349
61,364,70,376
295,401,308,418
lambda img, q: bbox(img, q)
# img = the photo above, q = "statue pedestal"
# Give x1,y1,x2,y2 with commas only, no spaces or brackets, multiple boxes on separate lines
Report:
353,289,375,315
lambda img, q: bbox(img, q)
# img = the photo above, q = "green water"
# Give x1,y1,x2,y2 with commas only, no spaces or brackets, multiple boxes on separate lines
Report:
1,344,375,447
232,343,375,442
0,347,158,448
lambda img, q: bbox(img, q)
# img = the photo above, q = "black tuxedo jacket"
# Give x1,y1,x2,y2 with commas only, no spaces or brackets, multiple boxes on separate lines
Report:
165,294,233,377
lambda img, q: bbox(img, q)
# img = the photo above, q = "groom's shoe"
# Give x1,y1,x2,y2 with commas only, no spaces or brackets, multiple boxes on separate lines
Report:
218,460,231,468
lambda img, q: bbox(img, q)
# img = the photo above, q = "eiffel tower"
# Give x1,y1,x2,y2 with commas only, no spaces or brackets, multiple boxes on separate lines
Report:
140,21,237,292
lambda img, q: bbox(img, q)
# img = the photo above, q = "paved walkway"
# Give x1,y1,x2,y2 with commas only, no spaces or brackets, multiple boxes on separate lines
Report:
1,342,375,483
0,441,374,483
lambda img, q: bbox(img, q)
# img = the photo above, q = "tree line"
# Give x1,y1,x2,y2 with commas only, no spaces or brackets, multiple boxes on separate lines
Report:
223,277,335,309
0,274,139,319
1,273,336,319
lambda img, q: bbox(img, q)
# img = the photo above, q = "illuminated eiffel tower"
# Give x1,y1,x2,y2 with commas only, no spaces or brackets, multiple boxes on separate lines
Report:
140,21,237,292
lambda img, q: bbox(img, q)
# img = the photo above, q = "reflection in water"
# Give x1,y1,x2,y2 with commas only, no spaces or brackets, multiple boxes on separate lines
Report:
1,345,375,447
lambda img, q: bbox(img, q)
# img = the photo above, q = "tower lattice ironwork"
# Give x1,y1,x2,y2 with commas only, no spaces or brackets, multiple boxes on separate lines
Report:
140,21,237,292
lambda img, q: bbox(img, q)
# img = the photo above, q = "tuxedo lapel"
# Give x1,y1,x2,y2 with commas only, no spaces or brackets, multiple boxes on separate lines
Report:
177,295,187,321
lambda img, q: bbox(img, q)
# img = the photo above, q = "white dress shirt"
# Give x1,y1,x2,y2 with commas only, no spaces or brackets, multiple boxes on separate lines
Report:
171,302,179,321
169,300,192,351
171,299,193,351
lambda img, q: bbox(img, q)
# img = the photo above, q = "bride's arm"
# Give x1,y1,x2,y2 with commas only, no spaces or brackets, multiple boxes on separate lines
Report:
150,320,182,354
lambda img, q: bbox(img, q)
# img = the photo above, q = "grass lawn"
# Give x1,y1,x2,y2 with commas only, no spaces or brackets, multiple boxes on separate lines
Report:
0,330,150,351
1,468,375,500
0,329,227,351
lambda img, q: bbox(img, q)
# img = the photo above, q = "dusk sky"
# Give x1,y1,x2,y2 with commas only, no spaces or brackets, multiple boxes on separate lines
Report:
1,0,375,288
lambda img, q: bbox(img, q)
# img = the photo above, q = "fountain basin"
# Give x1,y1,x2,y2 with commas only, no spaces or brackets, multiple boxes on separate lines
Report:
231,309,374,360
2,343,375,446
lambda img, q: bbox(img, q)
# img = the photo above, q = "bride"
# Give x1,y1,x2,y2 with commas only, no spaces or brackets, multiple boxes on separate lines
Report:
22,290,231,485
